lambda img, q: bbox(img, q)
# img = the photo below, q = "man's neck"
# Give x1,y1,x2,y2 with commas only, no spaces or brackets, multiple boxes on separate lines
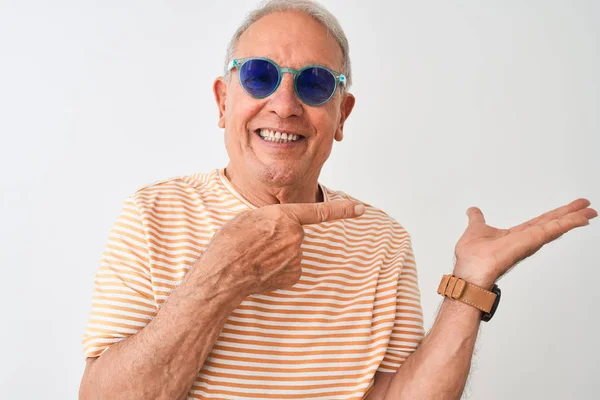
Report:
224,165,323,207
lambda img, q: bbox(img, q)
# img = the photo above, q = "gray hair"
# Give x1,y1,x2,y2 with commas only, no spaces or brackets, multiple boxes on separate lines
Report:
223,0,352,89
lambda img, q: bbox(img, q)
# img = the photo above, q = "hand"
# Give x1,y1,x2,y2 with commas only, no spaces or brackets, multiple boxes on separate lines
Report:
452,198,597,289
198,200,365,296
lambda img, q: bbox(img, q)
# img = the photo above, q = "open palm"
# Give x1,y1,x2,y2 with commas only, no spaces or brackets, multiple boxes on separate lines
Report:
453,198,597,288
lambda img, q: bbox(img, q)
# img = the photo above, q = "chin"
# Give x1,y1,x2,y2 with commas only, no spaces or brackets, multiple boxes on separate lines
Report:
258,164,305,187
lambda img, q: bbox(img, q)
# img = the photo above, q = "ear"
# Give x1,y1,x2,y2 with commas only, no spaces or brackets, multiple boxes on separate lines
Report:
334,92,355,142
213,77,228,129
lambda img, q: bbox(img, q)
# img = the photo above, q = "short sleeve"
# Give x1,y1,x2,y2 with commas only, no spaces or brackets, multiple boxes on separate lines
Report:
82,197,157,359
377,239,426,373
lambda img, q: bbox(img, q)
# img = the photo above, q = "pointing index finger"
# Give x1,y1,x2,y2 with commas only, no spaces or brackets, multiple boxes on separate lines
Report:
282,200,365,225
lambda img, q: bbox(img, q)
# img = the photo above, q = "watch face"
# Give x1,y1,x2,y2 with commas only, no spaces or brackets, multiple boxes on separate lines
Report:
481,285,501,322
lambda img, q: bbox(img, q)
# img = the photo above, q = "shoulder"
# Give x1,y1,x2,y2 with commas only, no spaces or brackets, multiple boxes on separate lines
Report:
131,170,217,198
126,170,221,212
323,186,412,249
133,170,215,195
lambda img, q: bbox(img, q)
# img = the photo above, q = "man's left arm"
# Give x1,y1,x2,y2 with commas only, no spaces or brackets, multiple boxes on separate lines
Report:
367,287,482,400
369,198,596,400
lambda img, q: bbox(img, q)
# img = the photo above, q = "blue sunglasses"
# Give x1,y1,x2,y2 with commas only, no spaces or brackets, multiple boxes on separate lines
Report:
227,57,347,106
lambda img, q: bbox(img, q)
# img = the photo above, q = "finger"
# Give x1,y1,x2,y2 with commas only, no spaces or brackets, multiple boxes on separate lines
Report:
466,207,486,225
503,209,592,262
265,268,303,291
282,200,365,225
509,198,591,233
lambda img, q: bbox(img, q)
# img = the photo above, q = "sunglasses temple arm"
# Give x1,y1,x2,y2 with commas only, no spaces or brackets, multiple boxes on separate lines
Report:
227,60,236,71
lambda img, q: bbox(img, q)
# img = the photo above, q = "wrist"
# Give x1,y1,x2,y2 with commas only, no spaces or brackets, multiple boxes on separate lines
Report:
452,266,496,290
181,259,249,309
438,272,502,322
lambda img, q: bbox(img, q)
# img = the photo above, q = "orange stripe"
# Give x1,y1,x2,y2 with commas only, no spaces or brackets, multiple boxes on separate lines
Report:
187,386,365,400
193,374,373,391
204,355,385,370
242,291,397,308
223,318,397,332
200,368,375,382
220,324,397,340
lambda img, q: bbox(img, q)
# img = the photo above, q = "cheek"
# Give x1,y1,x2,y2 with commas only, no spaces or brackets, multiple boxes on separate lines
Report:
312,107,340,141
225,89,265,132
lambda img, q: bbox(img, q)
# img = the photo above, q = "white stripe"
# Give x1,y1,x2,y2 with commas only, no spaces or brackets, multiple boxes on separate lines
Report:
222,324,385,336
203,363,378,379
190,381,368,396
94,278,153,297
208,347,386,363
212,336,393,354
197,373,373,387
88,314,149,327
92,292,156,308
90,303,155,319
86,322,140,335
238,297,395,313
232,303,396,320
219,326,394,344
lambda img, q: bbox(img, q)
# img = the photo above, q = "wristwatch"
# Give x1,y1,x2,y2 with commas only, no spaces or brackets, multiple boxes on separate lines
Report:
437,274,501,322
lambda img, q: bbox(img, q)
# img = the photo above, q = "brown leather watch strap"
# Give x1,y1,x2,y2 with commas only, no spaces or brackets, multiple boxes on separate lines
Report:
437,274,497,313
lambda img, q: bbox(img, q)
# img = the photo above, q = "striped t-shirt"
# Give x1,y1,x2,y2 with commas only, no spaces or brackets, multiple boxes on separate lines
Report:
82,168,425,399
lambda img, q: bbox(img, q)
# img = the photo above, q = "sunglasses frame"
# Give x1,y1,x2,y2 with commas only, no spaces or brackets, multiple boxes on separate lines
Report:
227,57,347,106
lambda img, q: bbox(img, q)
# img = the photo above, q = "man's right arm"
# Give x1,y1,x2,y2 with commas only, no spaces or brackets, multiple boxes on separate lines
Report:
79,257,245,400
79,199,365,399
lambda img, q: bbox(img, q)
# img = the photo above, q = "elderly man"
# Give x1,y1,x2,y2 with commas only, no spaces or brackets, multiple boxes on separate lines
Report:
79,1,597,399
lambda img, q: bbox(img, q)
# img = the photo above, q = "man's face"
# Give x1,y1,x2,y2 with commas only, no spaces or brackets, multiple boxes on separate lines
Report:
214,11,355,188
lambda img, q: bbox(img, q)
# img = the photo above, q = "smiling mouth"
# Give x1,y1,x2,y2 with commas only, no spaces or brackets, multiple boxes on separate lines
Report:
254,128,306,144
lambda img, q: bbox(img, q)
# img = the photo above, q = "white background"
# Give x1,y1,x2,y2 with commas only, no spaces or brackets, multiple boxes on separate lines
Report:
1,0,598,398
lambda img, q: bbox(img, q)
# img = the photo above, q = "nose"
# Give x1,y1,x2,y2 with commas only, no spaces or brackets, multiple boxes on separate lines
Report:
265,72,303,118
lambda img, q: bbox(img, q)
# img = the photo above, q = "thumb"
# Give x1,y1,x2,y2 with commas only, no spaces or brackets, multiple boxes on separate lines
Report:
466,207,486,225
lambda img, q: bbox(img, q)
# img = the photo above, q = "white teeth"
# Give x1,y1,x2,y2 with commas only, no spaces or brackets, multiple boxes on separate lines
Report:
258,129,302,143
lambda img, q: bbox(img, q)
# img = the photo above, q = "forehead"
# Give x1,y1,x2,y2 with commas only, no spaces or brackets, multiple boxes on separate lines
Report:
235,11,344,72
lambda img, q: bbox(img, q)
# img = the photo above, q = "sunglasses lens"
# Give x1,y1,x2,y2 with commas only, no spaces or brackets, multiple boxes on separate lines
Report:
296,67,337,106
239,59,280,98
